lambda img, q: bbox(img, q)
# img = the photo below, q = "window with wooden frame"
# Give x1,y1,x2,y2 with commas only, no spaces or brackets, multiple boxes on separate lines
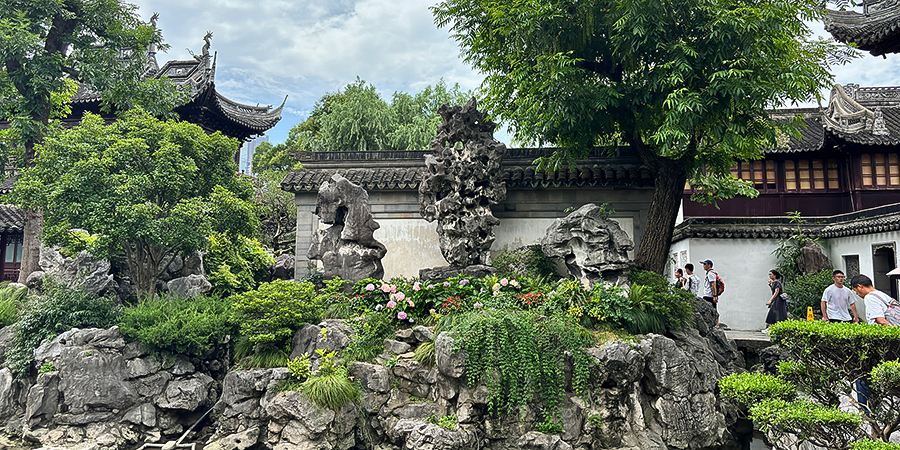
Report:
860,153,900,188
784,159,840,191
729,160,777,191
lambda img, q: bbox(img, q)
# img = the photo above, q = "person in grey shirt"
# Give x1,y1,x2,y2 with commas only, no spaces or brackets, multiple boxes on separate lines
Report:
821,269,859,323
683,263,701,297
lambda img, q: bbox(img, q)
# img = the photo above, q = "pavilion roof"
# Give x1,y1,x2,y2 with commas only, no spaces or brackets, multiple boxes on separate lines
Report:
825,3,900,57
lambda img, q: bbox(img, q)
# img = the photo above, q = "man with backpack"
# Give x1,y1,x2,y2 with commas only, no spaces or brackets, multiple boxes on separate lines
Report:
848,273,899,417
700,259,722,327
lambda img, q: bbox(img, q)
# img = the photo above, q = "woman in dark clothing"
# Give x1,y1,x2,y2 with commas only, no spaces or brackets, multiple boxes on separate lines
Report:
765,269,788,326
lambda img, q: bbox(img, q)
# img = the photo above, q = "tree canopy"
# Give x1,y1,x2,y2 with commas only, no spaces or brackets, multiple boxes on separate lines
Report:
10,110,257,297
252,78,472,168
432,0,855,272
1,0,185,282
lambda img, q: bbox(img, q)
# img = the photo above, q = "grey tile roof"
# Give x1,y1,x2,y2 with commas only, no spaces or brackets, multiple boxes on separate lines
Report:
673,202,900,242
0,205,24,233
825,5,900,56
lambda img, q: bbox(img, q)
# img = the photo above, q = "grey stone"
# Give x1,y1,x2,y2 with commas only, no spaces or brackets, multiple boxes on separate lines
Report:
0,368,24,421
36,247,116,296
156,373,214,410
308,173,387,282
418,98,507,267
166,274,212,298
541,204,634,286
272,254,295,280
419,265,496,283
25,271,46,290
290,321,353,367
126,357,161,379
394,402,440,419
260,390,335,435
123,402,157,427
395,420,476,450
393,360,436,385
797,241,833,274
517,431,573,450
182,250,205,277
412,326,434,343
384,339,411,355
0,326,16,367
349,362,391,393
394,328,415,343
434,333,465,378
204,427,260,450
24,372,59,428
169,358,195,376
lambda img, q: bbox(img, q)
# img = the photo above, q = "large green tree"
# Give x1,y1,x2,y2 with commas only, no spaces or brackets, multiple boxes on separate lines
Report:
433,0,854,272
10,110,257,297
0,0,183,283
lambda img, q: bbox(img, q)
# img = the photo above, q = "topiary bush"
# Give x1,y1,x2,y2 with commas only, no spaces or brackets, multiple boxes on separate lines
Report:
119,294,235,356
229,280,320,355
491,244,558,279
206,232,274,296
784,269,833,317
5,281,121,378
719,372,797,407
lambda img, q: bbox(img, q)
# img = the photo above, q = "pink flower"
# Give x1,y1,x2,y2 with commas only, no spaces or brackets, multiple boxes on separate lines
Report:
365,284,375,291
381,284,391,293
395,292,406,302
398,311,408,320
413,281,421,291
459,279,469,286
474,302,483,308
390,285,397,293
427,285,435,290
501,278,508,286
387,300,397,309
443,282,450,287
407,299,415,307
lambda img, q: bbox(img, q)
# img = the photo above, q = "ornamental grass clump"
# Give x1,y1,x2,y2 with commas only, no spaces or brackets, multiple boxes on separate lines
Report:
446,309,595,429
0,283,28,327
300,349,358,410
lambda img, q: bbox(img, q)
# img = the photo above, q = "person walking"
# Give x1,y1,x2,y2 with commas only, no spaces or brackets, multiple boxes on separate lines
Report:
684,263,701,297
848,273,899,416
765,269,787,327
820,269,859,323
700,259,720,327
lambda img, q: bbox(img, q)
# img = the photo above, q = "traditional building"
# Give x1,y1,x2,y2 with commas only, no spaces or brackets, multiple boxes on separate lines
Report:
281,148,655,279
0,31,284,281
825,0,900,57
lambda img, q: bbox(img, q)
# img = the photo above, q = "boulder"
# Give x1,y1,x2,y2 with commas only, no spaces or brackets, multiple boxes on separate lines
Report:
272,254,295,280
308,173,387,283
166,274,212,298
797,241,833,274
435,333,465,379
541,204,633,286
36,247,117,296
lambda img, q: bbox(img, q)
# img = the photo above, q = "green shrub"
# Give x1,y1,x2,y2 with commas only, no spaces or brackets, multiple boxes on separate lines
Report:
719,372,797,407
426,414,458,430
449,310,594,425
344,310,395,362
851,440,900,450
492,244,558,279
119,294,235,355
300,349,359,410
0,284,28,327
229,279,319,351
287,353,312,380
5,282,121,378
749,398,862,449
871,360,900,396
206,232,274,296
784,269,833,317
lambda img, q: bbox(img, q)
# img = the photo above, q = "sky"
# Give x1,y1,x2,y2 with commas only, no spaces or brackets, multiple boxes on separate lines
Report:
135,0,900,146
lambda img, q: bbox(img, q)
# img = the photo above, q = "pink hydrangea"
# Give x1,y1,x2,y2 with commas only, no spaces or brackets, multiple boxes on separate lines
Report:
407,299,415,307
474,302,484,308
381,284,391,293
394,292,406,302
413,281,421,291
386,300,397,309
390,285,397,293
365,284,375,291
397,311,408,320
443,282,451,287
501,278,509,286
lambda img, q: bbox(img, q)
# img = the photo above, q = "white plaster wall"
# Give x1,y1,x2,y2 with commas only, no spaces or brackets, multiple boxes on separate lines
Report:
670,238,781,331
819,230,900,319
374,219,446,280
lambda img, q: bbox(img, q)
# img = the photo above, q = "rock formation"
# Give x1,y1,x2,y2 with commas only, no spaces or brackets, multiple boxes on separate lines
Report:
796,240,833,274
541,204,634,286
308,173,387,282
418,98,507,275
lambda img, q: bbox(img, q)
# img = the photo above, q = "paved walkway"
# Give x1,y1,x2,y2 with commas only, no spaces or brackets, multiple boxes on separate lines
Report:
724,329,772,353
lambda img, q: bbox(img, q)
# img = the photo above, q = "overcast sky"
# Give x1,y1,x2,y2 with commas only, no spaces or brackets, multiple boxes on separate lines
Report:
135,0,900,145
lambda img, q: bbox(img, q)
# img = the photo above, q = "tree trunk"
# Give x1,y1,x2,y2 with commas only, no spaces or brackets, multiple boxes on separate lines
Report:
632,145,689,274
17,209,43,284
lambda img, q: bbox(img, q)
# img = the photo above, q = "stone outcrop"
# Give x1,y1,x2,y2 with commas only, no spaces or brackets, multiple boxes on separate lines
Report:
0,327,228,449
418,98,507,271
797,241,833,274
271,254,295,280
541,204,634,286
308,173,387,282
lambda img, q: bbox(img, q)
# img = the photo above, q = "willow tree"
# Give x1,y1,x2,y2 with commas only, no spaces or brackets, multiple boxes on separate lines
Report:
1,0,182,282
433,0,854,272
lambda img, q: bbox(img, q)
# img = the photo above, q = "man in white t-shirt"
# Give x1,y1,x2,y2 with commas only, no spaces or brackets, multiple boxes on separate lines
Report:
849,274,890,325
684,263,701,297
820,269,859,323
700,259,720,327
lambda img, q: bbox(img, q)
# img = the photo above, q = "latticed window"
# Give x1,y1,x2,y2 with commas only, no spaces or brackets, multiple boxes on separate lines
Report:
784,159,839,191
861,153,900,187
729,160,777,191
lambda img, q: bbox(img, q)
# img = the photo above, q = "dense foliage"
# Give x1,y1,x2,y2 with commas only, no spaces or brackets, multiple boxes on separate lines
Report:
229,280,320,352
4,283,120,378
0,283,27,327
720,320,900,448
432,0,854,272
10,110,258,297
785,269,833,318
491,244,557,279
205,233,273,296
119,295,235,356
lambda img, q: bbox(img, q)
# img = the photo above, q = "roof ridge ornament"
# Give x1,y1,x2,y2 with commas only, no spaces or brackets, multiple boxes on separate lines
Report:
823,84,874,134
187,31,213,62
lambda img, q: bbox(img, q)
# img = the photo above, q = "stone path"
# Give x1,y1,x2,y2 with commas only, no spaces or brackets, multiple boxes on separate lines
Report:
724,329,773,354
